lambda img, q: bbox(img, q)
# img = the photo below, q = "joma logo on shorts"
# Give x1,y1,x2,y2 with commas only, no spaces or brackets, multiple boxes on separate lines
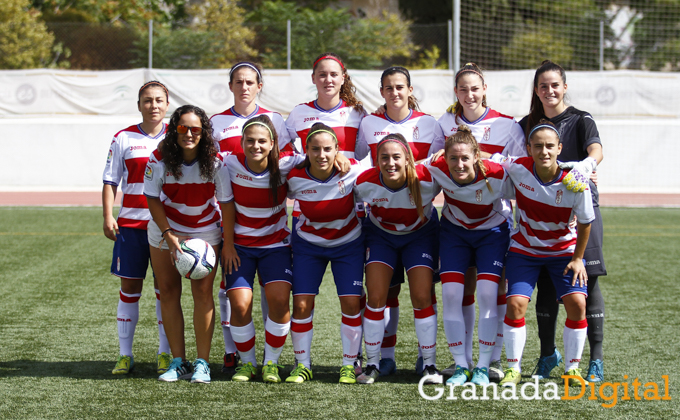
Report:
422,253,432,261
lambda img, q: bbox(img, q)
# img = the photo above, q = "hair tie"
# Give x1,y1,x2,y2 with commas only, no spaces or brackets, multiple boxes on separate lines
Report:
313,55,345,70
242,121,273,140
528,124,560,140
230,62,262,81
307,129,337,142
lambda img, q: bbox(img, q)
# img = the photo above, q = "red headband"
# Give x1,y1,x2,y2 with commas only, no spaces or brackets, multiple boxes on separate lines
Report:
313,55,345,70
139,81,168,99
377,137,410,155
455,64,484,84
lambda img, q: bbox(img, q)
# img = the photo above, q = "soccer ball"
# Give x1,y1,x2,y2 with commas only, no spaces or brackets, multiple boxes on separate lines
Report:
174,238,216,280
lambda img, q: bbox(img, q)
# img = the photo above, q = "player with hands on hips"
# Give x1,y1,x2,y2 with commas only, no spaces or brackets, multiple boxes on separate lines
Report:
144,105,233,384
519,60,606,383
354,133,442,385
210,61,292,373
102,81,172,376
496,120,594,387
424,125,513,386
285,124,365,384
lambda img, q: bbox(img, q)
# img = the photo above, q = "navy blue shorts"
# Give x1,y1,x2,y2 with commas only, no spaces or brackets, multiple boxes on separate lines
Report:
388,207,440,287
225,245,293,291
439,218,509,283
291,231,364,297
365,216,438,273
505,251,588,301
110,226,151,280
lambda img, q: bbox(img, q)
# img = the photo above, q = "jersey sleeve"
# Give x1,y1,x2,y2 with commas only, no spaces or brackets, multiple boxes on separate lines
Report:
574,187,595,224
580,113,602,152
354,122,370,161
427,121,446,158
143,153,164,199
214,153,233,203
102,135,123,186
284,108,300,145
503,120,528,158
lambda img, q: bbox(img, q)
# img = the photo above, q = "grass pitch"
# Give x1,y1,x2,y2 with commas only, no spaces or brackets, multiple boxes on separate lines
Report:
0,207,678,419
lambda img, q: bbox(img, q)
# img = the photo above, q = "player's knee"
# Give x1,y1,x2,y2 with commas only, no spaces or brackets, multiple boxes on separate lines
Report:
506,298,526,319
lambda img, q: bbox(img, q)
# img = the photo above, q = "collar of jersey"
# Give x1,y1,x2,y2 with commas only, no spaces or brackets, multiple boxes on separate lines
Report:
384,109,413,124
137,123,167,139
314,100,344,113
379,172,407,193
230,105,260,119
182,158,199,167
532,164,564,186
305,167,337,183
244,156,269,176
459,107,490,125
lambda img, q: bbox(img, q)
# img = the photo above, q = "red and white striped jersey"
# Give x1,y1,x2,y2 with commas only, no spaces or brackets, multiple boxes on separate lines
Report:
287,160,363,247
224,151,303,248
143,150,232,234
285,100,366,159
355,110,445,164
438,108,526,158
211,105,292,153
354,165,440,234
426,157,513,230
103,124,166,229
503,157,594,257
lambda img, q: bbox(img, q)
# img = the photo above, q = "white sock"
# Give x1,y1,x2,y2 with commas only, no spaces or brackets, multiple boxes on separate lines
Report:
381,298,399,360
357,292,365,359
442,277,466,368
363,305,386,367
155,289,170,354
264,317,289,365
491,294,507,362
231,321,257,366
503,316,526,371
476,279,499,369
341,313,362,366
564,319,588,372
117,290,140,357
291,315,314,368
218,285,237,354
414,305,437,367
462,295,476,366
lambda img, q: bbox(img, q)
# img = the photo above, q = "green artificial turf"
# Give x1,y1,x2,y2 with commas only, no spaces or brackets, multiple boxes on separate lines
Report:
0,207,677,419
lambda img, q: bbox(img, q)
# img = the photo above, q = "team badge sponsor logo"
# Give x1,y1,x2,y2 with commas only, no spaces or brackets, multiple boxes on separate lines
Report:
556,189,563,205
107,149,113,163
483,127,491,142
338,180,346,195
475,189,483,203
374,131,389,137
413,126,420,140
304,117,319,123
144,165,153,180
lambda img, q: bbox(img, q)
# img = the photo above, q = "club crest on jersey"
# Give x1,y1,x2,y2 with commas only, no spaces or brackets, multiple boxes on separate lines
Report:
483,127,491,142
450,126,458,134
476,189,483,203
338,180,346,195
413,126,420,140
144,165,153,180
556,189,563,205
340,110,347,118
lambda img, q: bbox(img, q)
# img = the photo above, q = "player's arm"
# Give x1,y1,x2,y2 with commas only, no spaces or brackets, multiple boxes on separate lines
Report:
586,143,603,185
564,222,591,287
220,201,240,275
102,184,118,241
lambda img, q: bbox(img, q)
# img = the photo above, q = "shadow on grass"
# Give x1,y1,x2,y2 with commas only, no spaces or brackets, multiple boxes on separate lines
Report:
0,360,166,379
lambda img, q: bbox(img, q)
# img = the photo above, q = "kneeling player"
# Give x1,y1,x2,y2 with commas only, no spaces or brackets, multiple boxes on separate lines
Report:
497,121,593,386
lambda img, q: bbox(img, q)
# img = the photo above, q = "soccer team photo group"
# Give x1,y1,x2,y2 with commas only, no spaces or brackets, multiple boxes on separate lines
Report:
103,55,608,392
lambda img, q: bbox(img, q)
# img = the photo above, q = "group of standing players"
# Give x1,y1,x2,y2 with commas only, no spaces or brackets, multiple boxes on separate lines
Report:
102,54,606,387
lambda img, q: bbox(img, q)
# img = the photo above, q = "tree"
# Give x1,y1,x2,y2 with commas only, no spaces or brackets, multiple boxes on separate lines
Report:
625,0,680,70
247,1,413,69
0,0,55,68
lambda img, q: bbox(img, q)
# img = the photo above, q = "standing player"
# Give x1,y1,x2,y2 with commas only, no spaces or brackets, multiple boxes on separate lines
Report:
356,66,445,376
497,121,593,386
519,60,606,383
425,125,513,386
210,61,292,373
286,123,365,384
102,81,172,375
355,133,441,384
437,63,526,381
144,104,232,384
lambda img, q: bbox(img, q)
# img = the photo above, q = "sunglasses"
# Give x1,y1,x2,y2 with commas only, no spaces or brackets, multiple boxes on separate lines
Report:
177,125,202,135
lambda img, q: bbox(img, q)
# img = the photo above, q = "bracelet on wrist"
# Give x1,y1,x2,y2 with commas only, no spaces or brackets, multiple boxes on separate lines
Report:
161,228,173,238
